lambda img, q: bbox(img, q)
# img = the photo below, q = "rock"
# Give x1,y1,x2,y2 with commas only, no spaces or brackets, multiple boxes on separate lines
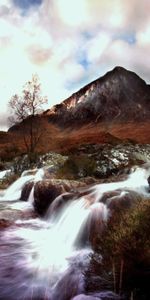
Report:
0,209,20,223
147,175,150,187
57,143,150,180
0,219,12,229
0,208,37,227
20,181,34,201
106,190,142,212
34,179,87,215
46,192,76,218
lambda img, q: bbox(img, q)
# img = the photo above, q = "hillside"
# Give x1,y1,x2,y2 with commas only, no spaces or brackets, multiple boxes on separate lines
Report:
2,66,150,156
44,66,150,126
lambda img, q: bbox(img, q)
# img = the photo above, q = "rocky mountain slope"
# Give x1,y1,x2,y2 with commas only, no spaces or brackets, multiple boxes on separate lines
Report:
44,66,150,126
2,66,150,156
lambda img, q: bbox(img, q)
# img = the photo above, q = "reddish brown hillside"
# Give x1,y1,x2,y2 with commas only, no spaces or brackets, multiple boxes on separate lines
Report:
5,67,150,155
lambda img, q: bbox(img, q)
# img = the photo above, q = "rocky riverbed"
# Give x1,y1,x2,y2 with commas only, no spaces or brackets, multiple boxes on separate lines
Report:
0,142,150,299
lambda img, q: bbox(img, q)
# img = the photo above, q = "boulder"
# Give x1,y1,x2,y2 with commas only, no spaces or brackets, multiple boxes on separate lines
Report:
0,219,12,229
46,192,76,218
0,208,37,228
33,179,87,215
20,181,34,201
106,190,142,212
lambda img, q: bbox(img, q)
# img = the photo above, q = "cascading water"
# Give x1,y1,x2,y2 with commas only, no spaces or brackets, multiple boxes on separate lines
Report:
27,168,45,204
0,169,11,179
0,165,149,299
0,174,35,201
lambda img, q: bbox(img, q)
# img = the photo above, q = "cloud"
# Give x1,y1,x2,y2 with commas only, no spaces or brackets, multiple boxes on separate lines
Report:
0,111,9,131
27,45,52,65
0,0,150,130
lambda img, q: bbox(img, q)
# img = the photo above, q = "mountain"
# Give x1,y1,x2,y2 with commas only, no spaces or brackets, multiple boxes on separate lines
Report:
44,66,150,127
5,67,150,155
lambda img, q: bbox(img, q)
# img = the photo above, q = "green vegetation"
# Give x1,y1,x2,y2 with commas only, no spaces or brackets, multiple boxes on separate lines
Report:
86,199,150,299
56,154,96,179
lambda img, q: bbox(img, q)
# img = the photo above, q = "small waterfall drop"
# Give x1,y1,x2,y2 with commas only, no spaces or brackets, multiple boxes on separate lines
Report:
0,169,11,179
0,168,44,202
93,166,149,202
0,174,34,201
27,167,45,204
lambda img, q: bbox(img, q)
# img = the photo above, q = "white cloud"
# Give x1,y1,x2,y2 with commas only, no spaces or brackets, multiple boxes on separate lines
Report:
56,0,88,27
86,32,111,63
0,0,150,130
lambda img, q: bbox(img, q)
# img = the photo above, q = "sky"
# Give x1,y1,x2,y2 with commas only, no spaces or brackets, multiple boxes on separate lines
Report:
0,0,150,130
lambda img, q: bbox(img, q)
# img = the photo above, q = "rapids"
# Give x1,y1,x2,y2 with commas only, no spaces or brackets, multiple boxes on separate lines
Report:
0,165,149,299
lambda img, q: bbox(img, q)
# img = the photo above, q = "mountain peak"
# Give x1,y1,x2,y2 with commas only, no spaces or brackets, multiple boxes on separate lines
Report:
112,66,128,73
8,67,150,145
105,66,146,83
44,66,150,127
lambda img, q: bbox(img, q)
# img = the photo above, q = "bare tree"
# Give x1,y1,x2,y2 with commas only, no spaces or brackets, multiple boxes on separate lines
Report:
9,74,48,158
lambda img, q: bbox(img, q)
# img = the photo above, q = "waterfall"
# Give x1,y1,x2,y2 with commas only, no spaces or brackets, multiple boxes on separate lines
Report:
0,168,44,202
27,167,45,204
92,166,149,203
0,169,11,179
0,174,35,201
28,185,35,204
0,165,149,299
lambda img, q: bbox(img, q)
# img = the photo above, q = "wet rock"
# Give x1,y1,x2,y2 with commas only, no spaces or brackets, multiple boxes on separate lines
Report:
147,175,150,187
100,190,122,204
0,219,12,229
34,179,87,215
106,191,142,212
76,203,108,249
0,205,37,225
46,192,76,218
20,181,34,201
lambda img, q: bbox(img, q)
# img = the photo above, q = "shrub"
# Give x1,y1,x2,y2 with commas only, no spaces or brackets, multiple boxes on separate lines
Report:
85,199,150,298
56,154,96,179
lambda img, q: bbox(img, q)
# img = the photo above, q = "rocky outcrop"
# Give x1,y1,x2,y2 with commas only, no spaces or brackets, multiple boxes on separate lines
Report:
101,190,142,212
44,66,150,127
56,143,150,180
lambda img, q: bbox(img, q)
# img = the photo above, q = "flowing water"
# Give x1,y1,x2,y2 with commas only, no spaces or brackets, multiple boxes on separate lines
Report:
0,169,11,180
0,166,149,300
